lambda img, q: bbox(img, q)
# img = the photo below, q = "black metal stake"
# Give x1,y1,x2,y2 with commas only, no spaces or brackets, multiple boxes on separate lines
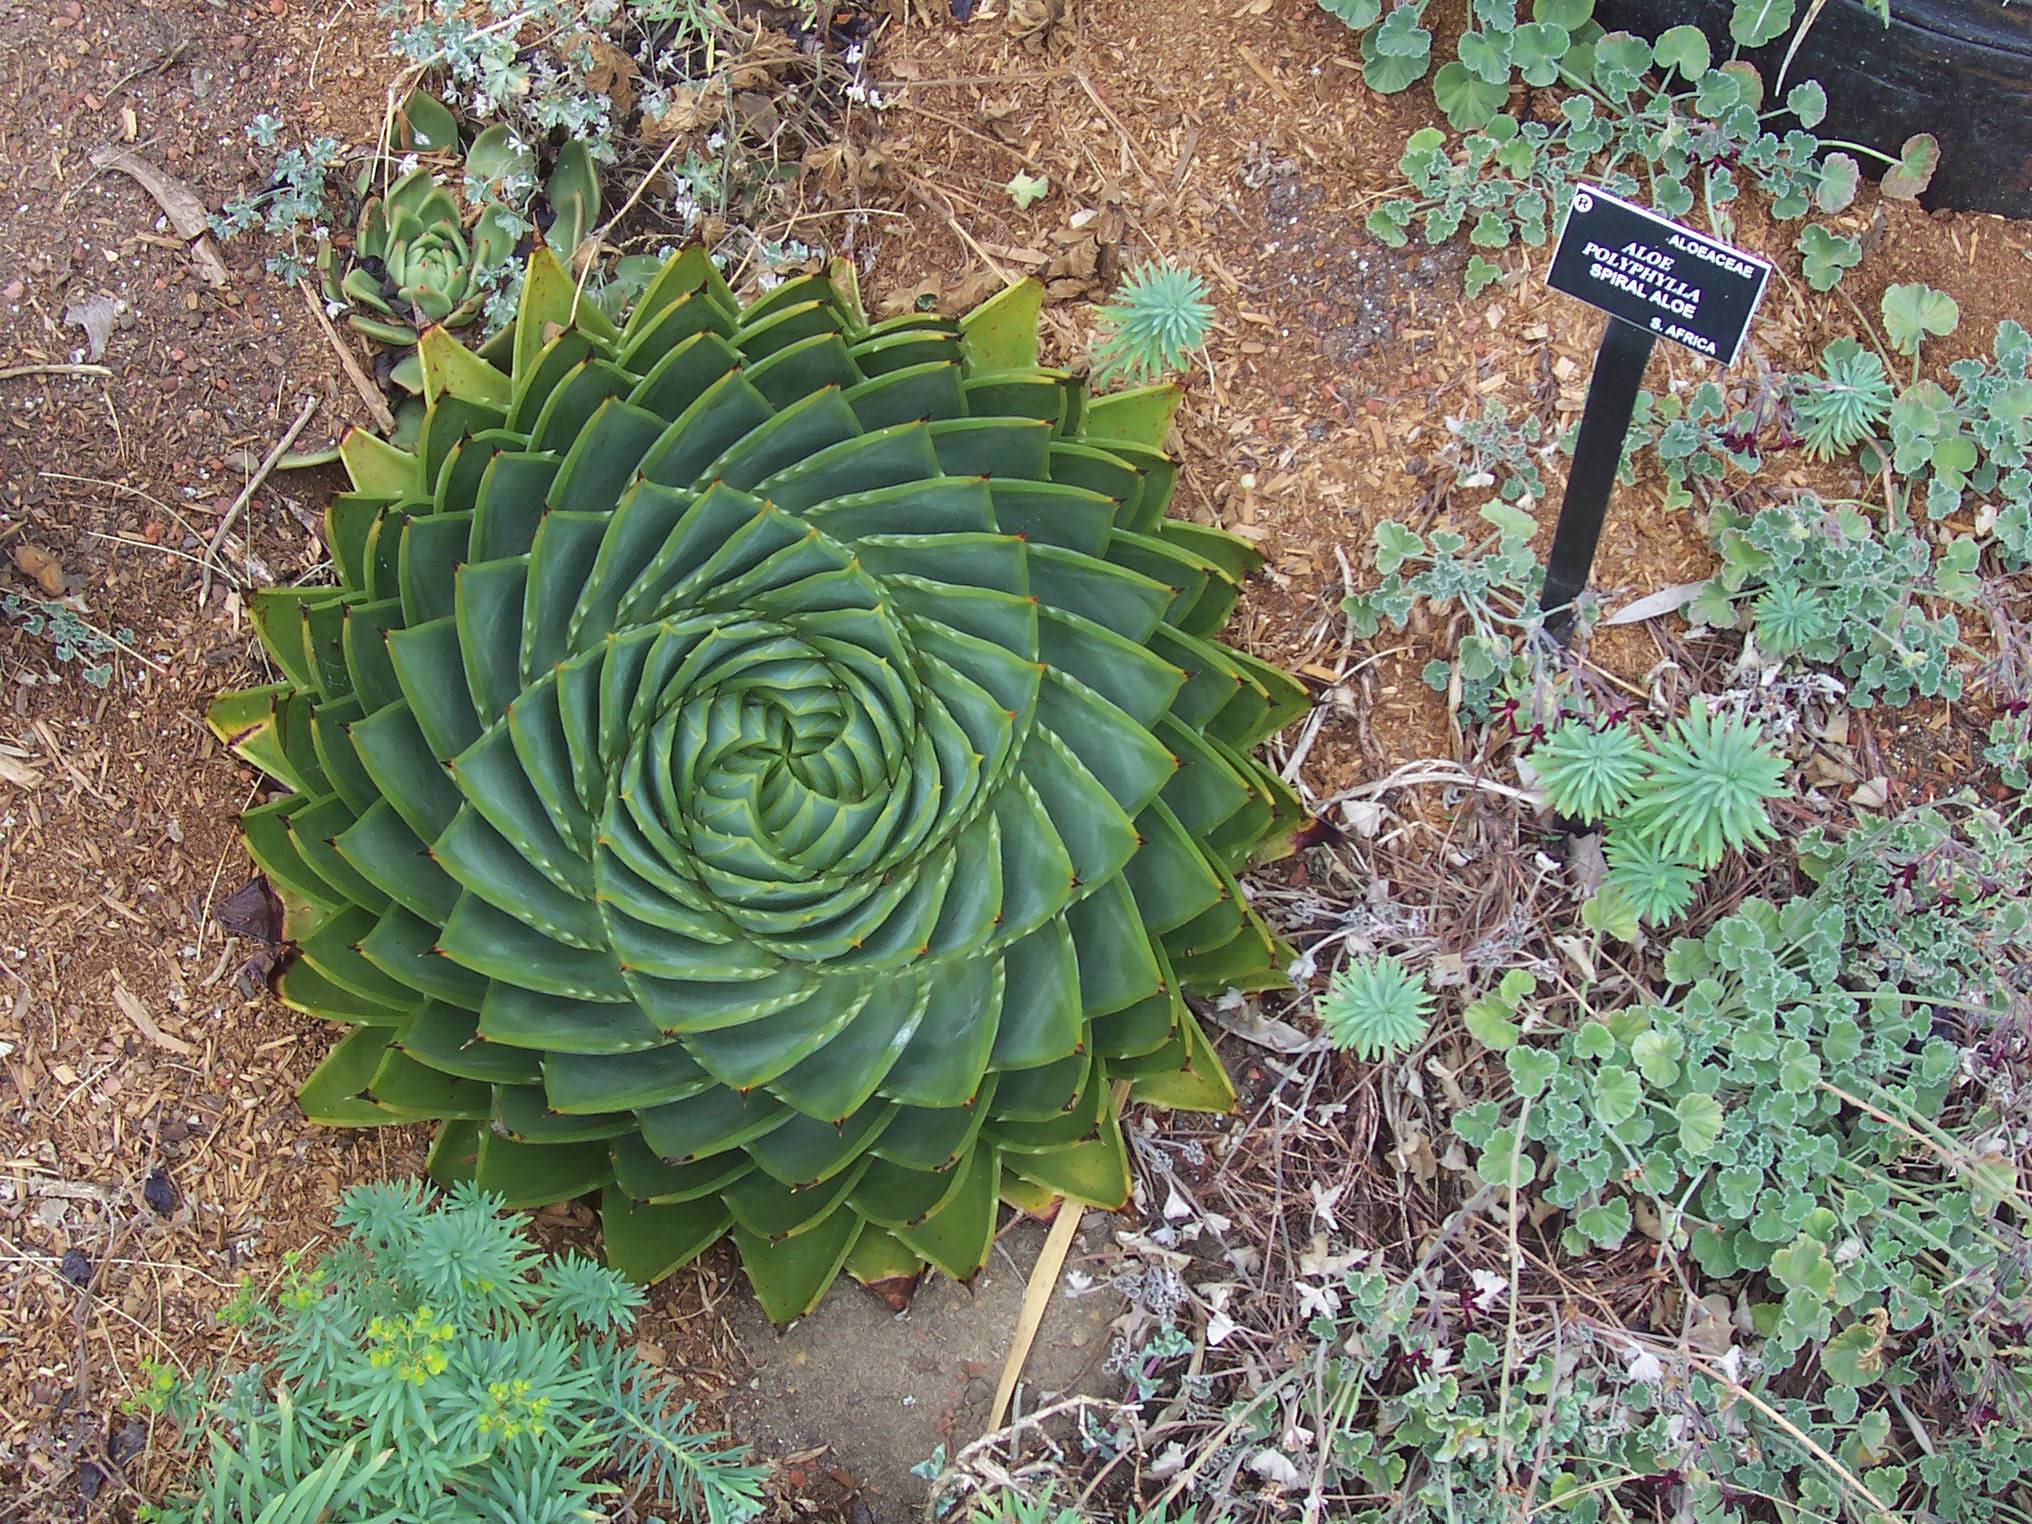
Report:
1542,316,1657,642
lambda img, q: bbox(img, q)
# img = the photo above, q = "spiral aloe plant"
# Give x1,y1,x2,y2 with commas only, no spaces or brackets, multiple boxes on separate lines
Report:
208,246,1306,1322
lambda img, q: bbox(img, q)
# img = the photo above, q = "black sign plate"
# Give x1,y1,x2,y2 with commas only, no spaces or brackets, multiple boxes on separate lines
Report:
1546,184,1771,366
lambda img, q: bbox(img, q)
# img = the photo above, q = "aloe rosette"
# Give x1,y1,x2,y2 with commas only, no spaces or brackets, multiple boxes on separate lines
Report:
209,246,1305,1322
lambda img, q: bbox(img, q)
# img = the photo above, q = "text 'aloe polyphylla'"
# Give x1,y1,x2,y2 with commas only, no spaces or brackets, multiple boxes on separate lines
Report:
209,246,1306,1322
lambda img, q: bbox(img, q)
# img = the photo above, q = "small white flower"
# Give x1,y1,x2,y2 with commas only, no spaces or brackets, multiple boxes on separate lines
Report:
1248,1449,1302,1486
1625,1348,1666,1384
1295,1280,1342,1320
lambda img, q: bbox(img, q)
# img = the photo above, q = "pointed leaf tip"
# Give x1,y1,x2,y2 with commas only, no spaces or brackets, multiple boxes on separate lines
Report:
959,278,1044,375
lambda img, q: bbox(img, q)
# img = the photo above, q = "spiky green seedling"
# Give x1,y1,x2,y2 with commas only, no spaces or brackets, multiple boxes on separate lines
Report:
1091,259,1215,388
1619,702,1788,869
1526,721,1650,824
1317,954,1433,1061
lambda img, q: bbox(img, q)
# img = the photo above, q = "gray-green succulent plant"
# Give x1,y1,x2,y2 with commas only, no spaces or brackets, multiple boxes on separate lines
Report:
320,96,602,385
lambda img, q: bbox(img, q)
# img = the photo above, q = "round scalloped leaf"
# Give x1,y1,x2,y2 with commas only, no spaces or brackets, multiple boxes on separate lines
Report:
1880,133,1940,202
1650,24,1710,80
1434,61,1510,128
1729,0,1796,48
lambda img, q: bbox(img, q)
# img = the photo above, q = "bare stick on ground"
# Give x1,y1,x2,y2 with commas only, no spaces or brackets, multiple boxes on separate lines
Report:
297,279,397,435
199,395,319,603
88,147,231,287
0,363,115,382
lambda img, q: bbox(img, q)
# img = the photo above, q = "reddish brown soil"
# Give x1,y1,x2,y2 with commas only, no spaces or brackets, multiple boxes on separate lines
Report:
0,0,2025,1517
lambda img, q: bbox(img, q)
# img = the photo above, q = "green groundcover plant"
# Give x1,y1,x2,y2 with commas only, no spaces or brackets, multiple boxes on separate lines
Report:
1345,303,2028,740
1439,800,2032,1520
208,244,1308,1323
950,802,2032,1522
130,1182,764,1524
1339,500,1548,722
1619,306,2029,538
1690,495,1975,708
3,593,134,689
1324,0,1937,292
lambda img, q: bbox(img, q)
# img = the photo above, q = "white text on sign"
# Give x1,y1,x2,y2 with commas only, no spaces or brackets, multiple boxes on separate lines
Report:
1582,240,1702,322
1546,182,1772,366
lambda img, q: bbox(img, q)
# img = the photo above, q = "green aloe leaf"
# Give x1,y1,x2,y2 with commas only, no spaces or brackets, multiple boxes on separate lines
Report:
602,1190,733,1284
958,278,1044,374
298,1027,405,1125
844,1224,925,1298
891,1145,1000,1279
216,245,1303,1323
734,1208,863,1324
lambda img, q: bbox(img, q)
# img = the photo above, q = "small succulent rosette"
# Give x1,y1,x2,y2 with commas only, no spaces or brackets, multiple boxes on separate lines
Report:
320,91,603,399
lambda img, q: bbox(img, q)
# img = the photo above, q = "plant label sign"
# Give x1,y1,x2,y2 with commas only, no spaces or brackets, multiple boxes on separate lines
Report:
1546,184,1771,366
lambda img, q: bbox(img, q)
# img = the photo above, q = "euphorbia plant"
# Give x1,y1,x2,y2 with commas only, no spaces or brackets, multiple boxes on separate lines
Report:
209,245,1307,1322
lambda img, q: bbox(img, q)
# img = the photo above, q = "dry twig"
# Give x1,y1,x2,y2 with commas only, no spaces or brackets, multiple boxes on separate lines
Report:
88,148,230,287
0,363,114,382
297,279,396,434
199,395,319,602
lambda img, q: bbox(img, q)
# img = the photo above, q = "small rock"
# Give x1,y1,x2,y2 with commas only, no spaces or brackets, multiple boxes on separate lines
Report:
143,1170,175,1215
60,1248,93,1286
12,544,66,597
